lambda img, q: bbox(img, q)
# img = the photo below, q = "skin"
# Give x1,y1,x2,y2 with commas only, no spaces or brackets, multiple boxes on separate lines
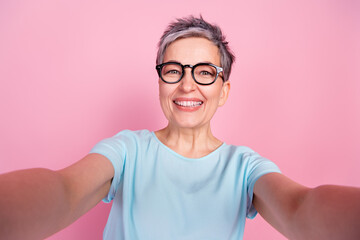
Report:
156,37,230,158
0,36,359,240
0,153,113,240
253,173,360,239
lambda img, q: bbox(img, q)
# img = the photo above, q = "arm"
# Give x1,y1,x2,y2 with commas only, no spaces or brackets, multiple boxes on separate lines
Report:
253,172,360,240
0,153,114,240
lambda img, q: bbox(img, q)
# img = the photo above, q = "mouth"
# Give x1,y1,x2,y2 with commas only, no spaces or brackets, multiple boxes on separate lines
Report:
173,100,203,107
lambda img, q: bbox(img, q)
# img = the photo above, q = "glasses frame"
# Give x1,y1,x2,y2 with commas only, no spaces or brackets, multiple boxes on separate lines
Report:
156,61,224,85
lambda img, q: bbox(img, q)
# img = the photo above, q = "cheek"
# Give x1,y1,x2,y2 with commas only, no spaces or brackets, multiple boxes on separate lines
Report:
205,85,223,104
158,83,175,110
159,84,170,102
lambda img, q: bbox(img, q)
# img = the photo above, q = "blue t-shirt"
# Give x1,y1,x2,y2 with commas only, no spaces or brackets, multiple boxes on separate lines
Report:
90,129,280,240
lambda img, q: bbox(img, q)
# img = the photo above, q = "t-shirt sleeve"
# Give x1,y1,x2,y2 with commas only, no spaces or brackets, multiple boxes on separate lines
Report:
245,152,281,219
89,134,126,203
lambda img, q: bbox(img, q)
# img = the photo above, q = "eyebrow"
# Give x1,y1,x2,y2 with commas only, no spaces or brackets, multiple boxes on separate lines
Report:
164,60,219,66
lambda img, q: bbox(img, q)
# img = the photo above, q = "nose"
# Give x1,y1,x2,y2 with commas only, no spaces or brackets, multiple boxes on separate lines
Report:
179,68,196,92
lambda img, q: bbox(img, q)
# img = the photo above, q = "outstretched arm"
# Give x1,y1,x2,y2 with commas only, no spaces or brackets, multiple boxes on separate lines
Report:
0,153,114,240
253,172,360,240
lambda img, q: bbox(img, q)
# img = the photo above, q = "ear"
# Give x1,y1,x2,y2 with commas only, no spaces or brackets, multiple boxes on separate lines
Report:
218,81,230,107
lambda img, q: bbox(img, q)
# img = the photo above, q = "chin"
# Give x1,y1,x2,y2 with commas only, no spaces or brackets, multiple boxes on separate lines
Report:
171,118,207,129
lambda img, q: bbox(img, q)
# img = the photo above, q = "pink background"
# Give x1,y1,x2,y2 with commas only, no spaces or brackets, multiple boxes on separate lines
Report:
1,1,359,239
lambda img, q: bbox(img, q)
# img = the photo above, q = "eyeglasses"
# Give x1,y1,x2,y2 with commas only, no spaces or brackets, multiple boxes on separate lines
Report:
156,62,224,85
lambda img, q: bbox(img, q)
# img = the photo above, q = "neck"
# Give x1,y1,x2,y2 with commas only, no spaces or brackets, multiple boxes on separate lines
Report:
155,123,223,158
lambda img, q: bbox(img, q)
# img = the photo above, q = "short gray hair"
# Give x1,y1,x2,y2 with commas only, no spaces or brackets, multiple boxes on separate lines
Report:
156,16,235,81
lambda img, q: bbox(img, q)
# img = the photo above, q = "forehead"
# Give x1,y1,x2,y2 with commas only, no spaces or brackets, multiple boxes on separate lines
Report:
163,37,221,66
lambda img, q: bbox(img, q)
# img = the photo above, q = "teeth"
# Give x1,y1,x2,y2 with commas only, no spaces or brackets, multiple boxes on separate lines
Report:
174,101,203,107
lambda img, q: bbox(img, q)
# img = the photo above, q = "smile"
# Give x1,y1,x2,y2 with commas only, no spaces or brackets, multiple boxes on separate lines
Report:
173,100,203,107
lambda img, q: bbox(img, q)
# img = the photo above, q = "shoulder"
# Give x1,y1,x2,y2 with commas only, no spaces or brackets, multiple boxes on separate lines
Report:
113,129,151,138
104,129,153,144
90,129,153,155
220,144,280,173
220,144,257,161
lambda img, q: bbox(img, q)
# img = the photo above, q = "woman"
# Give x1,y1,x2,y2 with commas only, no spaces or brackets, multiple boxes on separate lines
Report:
0,16,359,240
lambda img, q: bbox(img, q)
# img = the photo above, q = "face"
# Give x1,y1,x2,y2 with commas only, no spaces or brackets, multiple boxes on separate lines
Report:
158,37,230,129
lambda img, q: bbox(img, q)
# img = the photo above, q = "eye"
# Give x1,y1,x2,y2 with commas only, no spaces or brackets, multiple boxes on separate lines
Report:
194,65,217,78
162,64,182,76
199,71,214,76
166,69,181,75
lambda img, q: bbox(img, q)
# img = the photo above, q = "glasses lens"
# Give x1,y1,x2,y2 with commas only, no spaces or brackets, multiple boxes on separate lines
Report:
193,64,217,84
161,63,183,83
